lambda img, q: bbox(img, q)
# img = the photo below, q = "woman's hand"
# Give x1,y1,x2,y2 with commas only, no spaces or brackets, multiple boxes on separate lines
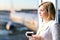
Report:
24,20,38,32
6,23,10,30
29,35,44,40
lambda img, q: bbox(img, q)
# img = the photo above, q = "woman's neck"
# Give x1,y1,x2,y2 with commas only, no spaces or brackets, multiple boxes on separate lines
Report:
43,19,51,24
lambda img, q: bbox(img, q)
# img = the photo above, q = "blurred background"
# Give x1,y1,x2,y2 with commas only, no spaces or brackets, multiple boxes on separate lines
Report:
0,0,38,40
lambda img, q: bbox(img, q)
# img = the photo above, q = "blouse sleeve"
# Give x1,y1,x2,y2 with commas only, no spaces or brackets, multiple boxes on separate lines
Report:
50,23,60,40
36,22,43,35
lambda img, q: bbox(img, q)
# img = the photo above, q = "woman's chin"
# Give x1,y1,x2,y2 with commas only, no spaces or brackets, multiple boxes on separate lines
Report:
40,16,43,18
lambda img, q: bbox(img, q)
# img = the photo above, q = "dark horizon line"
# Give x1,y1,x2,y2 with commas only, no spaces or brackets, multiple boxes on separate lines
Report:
0,9,37,12
0,9,37,11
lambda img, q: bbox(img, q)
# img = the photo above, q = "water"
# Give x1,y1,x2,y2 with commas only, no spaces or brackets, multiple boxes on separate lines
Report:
12,12,38,21
0,12,38,40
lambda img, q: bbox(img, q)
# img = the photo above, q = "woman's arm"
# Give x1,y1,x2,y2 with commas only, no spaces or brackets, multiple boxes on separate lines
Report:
24,20,38,32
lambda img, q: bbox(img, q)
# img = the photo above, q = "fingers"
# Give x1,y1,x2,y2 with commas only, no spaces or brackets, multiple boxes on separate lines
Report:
32,35,38,39
29,35,44,40
29,37,35,40
6,24,10,30
29,35,38,40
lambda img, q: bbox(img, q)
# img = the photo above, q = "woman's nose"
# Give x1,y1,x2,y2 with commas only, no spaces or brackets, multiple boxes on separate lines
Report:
39,11,41,14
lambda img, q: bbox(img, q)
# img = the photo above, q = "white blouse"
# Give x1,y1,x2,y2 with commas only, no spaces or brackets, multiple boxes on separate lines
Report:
36,20,59,40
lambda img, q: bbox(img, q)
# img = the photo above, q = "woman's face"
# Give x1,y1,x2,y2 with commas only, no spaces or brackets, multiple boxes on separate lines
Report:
39,5,48,19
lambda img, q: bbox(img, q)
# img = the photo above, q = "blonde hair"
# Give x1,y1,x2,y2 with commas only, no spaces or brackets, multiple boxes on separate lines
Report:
39,2,56,20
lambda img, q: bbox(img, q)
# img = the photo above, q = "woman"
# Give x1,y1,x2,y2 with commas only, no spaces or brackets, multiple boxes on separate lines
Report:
29,2,57,40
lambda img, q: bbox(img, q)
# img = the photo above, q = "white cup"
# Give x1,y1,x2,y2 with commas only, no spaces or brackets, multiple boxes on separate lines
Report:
25,31,34,38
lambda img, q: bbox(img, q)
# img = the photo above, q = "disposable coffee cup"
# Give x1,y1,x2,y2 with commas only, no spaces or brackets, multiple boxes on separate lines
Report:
25,31,34,38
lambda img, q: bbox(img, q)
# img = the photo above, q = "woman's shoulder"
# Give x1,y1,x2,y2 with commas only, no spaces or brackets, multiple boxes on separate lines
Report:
49,20,56,26
49,20,60,30
48,20,57,29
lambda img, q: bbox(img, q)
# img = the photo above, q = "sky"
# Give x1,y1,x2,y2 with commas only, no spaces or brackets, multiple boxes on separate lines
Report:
58,0,60,9
0,0,38,10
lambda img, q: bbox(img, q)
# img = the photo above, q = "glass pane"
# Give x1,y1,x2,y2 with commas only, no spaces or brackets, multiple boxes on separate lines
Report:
58,10,60,24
